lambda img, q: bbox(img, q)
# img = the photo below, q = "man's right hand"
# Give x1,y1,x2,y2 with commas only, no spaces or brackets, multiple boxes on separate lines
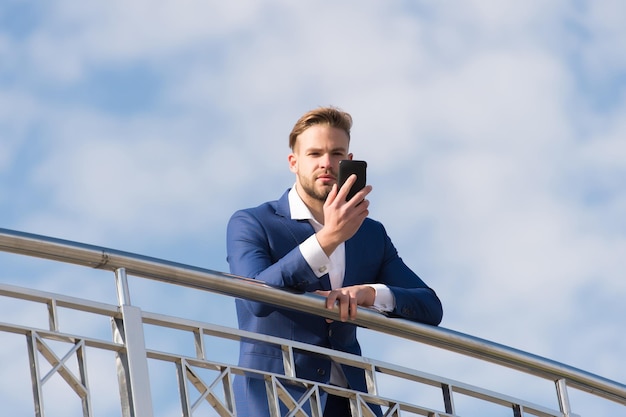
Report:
315,174,372,256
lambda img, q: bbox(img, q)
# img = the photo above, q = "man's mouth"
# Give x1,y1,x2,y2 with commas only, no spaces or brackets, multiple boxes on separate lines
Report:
317,174,336,184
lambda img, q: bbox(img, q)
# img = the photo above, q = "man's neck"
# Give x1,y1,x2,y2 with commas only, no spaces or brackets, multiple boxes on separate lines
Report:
296,187,325,225
308,204,324,225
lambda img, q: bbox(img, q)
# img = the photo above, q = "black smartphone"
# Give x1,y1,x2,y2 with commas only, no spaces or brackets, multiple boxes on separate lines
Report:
337,160,367,201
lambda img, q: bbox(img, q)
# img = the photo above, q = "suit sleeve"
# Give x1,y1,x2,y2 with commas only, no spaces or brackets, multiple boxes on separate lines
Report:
374,224,443,326
226,209,320,291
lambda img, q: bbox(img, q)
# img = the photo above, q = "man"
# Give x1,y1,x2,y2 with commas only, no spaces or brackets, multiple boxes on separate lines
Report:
226,106,443,416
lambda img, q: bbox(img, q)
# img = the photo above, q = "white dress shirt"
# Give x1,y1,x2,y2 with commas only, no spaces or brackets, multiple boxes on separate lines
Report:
288,185,395,309
288,185,396,386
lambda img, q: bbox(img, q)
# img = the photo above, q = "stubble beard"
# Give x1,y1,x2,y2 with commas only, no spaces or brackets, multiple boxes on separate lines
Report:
298,173,332,202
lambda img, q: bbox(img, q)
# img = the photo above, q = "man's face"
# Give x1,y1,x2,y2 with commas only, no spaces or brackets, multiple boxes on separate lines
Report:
288,124,352,203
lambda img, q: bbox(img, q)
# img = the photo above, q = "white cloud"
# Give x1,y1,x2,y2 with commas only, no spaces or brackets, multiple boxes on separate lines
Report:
2,1,625,415
575,0,626,82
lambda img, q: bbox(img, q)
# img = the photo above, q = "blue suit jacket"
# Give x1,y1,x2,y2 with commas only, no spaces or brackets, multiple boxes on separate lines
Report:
226,189,443,412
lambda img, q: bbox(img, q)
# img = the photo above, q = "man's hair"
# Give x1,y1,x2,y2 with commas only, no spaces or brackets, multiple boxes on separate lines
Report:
289,106,353,150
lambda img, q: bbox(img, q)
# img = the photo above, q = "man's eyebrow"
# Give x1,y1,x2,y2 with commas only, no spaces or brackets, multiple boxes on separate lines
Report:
304,146,348,153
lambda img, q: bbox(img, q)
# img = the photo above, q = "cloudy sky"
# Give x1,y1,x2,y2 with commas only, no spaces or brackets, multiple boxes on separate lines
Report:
1,1,625,416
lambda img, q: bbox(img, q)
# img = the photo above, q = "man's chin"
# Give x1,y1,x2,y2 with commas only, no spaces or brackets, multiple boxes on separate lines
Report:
310,187,331,202
299,180,333,203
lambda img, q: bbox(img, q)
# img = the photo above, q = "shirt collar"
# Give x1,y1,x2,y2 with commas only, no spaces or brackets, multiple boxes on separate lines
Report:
288,184,315,222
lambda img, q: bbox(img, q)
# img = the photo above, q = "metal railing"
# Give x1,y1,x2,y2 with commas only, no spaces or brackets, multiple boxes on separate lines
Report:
1,228,625,417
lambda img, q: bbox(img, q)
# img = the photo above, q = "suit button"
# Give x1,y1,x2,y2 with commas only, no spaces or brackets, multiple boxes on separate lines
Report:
328,329,333,337
317,368,326,376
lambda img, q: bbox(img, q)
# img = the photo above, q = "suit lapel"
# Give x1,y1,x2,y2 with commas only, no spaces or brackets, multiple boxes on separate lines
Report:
275,189,315,245
275,189,330,290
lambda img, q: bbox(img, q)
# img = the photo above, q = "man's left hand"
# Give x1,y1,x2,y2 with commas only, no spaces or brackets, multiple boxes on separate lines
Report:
316,285,376,322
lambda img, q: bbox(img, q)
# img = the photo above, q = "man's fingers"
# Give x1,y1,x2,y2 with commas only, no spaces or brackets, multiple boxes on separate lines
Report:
336,174,357,200
324,292,336,309
349,296,358,320
340,299,349,322
336,292,357,322
324,184,338,206
350,185,372,206
324,287,370,322
339,295,359,322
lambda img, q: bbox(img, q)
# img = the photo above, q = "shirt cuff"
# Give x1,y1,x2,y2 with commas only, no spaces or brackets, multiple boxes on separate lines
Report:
368,284,396,312
299,234,331,277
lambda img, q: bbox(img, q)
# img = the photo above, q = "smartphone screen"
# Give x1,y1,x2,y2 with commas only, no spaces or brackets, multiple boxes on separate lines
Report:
337,160,367,201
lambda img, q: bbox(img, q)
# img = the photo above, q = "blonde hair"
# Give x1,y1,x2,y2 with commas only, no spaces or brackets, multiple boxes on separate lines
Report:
288,106,352,150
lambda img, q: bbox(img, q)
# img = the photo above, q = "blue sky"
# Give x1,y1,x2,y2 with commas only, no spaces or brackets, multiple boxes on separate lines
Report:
1,1,625,416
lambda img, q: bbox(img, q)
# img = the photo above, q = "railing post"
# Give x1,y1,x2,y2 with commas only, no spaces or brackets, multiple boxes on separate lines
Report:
115,266,132,306
442,383,456,415
556,378,572,417
26,331,44,417
112,268,154,417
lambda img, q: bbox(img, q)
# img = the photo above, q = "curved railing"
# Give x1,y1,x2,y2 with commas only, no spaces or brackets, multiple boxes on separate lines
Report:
1,227,625,417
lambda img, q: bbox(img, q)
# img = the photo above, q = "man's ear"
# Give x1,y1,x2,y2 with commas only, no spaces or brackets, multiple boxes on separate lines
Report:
347,153,354,160
288,153,297,173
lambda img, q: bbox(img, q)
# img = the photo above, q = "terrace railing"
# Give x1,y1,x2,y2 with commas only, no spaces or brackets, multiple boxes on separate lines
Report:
1,228,625,417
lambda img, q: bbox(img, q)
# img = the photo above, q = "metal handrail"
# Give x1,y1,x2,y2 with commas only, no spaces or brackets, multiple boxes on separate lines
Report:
1,227,625,408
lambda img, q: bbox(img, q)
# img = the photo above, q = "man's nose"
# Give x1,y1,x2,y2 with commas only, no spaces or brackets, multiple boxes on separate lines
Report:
319,153,332,168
